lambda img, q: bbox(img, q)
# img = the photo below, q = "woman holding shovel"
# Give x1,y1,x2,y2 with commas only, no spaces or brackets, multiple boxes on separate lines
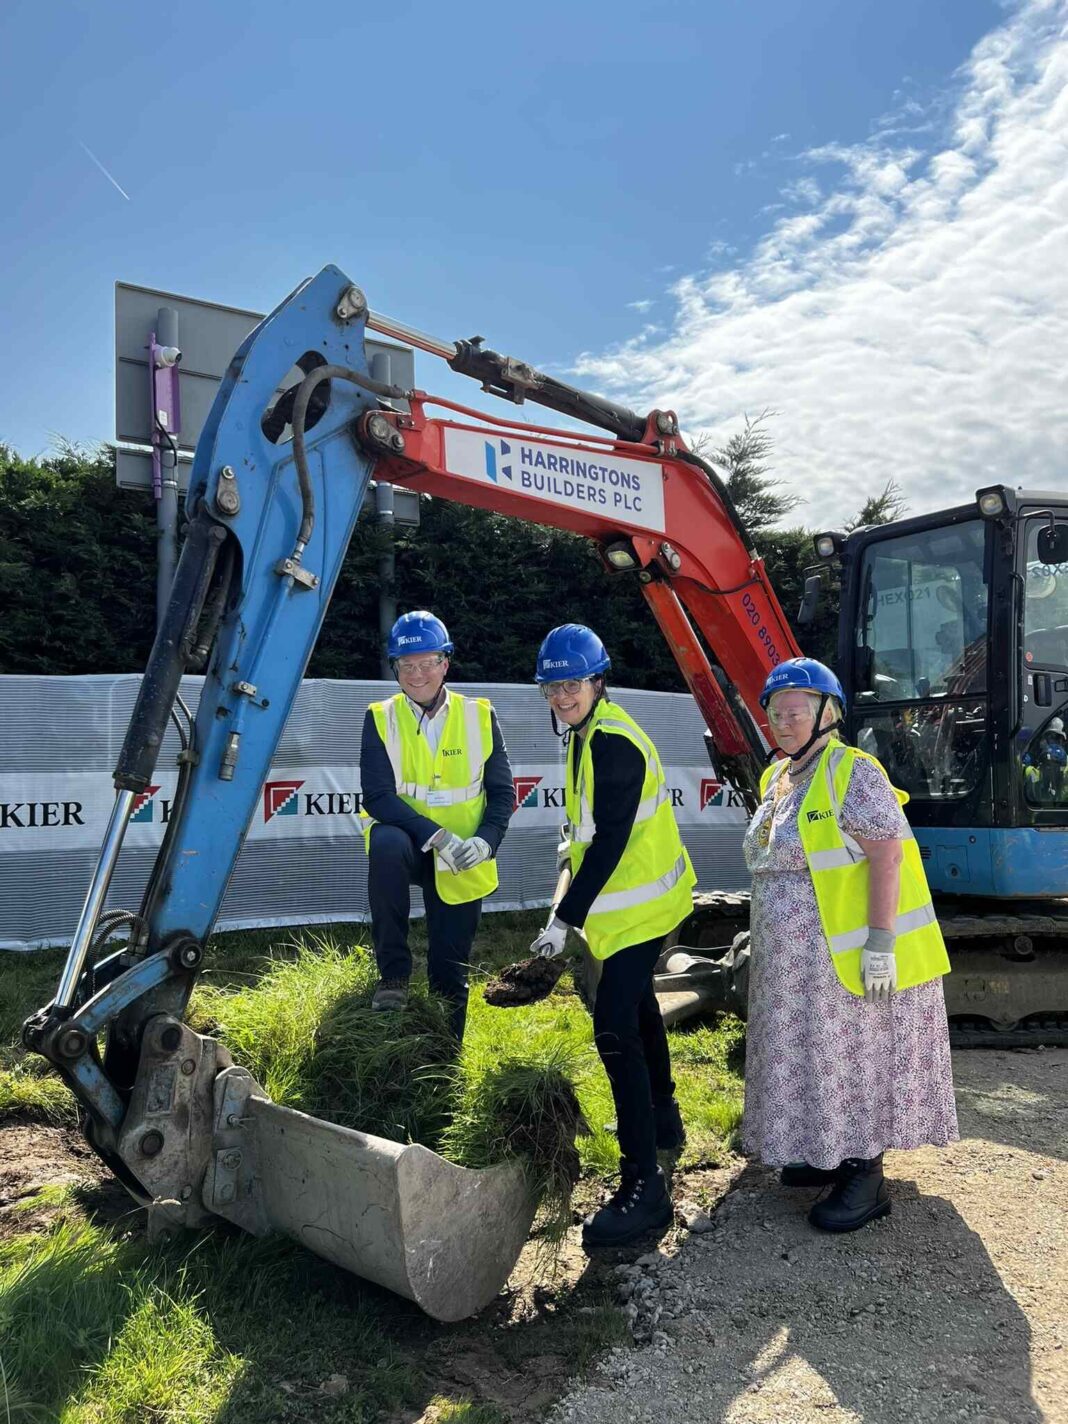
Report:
529,624,696,1248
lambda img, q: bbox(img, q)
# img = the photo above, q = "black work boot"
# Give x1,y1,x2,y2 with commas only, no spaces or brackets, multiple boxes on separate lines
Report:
371,977,410,1012
808,1155,890,1232
582,1166,673,1249
780,1161,842,1188
653,1094,686,1151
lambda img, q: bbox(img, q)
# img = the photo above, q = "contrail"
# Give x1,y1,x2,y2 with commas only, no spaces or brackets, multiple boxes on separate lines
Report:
78,140,131,200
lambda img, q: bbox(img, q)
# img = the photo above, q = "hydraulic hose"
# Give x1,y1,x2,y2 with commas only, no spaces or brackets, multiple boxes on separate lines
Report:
289,363,410,555
114,512,226,793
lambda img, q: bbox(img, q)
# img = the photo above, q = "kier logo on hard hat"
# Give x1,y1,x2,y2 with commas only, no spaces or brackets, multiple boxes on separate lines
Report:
513,776,542,811
264,780,305,821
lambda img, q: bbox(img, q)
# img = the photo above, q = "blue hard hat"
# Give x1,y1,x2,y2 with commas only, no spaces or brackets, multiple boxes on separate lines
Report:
388,610,453,659
535,624,611,683
759,657,844,708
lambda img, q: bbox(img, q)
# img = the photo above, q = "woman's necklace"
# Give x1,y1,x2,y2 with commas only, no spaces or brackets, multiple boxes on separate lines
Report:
752,765,792,849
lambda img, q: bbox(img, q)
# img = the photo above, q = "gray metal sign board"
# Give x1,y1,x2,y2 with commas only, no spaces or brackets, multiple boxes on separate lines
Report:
115,281,416,495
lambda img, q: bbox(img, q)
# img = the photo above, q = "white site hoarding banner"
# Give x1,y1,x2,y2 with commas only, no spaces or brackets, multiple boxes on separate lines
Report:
0,765,745,850
442,427,667,533
0,676,749,950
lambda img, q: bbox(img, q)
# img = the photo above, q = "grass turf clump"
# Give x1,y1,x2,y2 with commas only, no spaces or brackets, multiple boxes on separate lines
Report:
304,984,458,1150
194,934,589,1241
445,1035,589,1250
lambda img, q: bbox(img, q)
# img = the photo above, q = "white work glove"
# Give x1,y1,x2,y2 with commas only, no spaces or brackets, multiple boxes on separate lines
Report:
454,835,492,871
861,927,897,1003
423,827,465,874
530,916,569,959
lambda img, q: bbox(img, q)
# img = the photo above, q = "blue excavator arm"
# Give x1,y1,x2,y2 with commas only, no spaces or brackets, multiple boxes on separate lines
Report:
23,266,389,1144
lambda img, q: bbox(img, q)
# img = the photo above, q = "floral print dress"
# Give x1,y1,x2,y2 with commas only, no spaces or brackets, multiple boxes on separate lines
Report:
741,751,959,1169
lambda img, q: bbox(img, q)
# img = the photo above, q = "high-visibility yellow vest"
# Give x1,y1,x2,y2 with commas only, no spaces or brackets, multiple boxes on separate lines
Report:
361,691,499,905
759,741,950,996
566,700,696,959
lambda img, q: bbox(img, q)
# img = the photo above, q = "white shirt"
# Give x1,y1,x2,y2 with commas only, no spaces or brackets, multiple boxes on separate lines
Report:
405,688,450,757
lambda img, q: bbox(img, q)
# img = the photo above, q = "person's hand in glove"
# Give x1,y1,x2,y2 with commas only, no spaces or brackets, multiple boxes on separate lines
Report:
861,927,897,1003
530,915,569,959
422,826,465,874
455,836,492,871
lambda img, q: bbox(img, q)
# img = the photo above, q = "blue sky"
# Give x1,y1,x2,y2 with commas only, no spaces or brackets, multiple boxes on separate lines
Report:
5,0,1063,524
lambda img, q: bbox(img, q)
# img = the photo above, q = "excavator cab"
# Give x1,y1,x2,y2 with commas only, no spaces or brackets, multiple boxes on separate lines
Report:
827,488,1068,1041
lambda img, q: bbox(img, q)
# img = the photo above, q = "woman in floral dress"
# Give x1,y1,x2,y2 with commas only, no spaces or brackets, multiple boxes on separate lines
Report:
741,658,958,1232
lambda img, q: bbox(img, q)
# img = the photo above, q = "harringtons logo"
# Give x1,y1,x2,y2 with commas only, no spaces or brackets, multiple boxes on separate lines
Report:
513,775,543,811
130,785,162,823
484,440,513,484
263,780,305,821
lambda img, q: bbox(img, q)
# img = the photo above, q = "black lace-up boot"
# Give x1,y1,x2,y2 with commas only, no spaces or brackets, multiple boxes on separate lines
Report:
780,1161,842,1188
808,1155,890,1232
653,1094,686,1151
582,1165,673,1248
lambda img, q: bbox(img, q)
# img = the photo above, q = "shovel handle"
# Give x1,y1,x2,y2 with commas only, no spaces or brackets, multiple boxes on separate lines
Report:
547,867,572,926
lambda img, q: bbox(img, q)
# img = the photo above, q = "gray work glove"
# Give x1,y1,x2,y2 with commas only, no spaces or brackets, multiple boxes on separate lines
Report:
423,826,465,874
861,927,897,1003
530,915,569,959
454,835,492,871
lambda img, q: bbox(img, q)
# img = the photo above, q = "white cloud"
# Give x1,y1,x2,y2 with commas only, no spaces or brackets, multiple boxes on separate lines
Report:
574,0,1068,528
627,298,654,313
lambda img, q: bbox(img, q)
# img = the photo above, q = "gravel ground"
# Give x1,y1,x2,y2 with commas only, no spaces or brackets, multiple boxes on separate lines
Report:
550,1048,1067,1424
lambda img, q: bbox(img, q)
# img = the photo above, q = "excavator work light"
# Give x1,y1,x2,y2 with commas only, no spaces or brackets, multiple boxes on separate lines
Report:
976,486,1013,519
603,540,639,571
814,531,845,561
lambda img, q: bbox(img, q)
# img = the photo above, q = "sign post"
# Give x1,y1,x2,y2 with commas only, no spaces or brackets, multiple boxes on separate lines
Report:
115,281,419,630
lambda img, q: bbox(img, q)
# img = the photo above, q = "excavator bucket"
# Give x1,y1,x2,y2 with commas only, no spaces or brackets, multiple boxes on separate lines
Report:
118,1018,537,1322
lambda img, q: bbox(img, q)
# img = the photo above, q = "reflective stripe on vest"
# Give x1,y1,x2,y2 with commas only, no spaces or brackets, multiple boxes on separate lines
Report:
566,701,696,959
590,852,690,914
571,781,670,844
827,901,940,955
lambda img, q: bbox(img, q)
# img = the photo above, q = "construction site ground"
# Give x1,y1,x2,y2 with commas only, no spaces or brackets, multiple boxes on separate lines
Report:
1,1044,1064,1423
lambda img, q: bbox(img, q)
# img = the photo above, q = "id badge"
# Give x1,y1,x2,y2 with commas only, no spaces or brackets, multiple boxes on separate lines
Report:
426,790,453,807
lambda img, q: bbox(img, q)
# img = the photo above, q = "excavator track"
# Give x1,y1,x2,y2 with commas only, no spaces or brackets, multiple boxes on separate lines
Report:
658,893,1068,1047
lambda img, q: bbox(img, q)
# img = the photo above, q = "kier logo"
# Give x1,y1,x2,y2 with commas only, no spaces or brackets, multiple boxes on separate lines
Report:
699,778,724,810
130,785,161,823
513,775,543,811
263,780,305,821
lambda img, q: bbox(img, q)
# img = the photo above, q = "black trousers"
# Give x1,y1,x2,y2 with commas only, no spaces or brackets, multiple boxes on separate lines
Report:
592,934,674,1177
367,824,481,1038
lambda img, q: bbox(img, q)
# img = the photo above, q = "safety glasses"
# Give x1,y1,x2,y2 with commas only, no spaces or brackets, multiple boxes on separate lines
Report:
767,705,816,727
395,654,446,676
540,677,594,700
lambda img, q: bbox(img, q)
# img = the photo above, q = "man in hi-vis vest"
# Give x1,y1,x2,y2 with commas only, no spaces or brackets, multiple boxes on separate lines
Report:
360,611,513,1037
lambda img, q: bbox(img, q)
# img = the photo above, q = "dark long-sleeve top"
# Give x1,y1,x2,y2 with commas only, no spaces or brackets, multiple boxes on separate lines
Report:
359,698,514,854
556,729,645,929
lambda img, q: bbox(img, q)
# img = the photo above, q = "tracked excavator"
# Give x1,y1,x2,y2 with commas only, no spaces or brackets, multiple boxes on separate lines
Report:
23,265,1068,1319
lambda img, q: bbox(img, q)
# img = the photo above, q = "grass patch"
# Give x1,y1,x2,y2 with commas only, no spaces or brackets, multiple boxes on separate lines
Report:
0,1060,76,1125
0,913,745,1422
423,1400,511,1424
